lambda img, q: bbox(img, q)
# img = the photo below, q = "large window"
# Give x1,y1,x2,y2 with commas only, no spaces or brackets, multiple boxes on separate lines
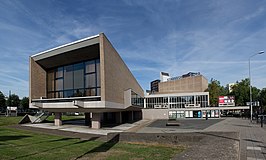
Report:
146,94,208,109
131,91,144,107
47,59,101,98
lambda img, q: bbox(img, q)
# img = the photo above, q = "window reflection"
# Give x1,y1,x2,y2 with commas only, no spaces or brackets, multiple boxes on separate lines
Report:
47,59,100,98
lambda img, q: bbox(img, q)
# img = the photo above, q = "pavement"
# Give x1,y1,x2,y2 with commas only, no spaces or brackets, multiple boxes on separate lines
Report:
205,118,266,160
139,118,266,160
138,119,224,133
21,119,151,135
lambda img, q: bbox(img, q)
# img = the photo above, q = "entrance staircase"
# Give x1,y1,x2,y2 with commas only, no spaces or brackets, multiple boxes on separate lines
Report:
19,111,50,124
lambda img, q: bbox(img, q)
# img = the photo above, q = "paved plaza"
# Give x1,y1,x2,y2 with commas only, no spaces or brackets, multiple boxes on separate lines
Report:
205,118,266,160
137,118,266,160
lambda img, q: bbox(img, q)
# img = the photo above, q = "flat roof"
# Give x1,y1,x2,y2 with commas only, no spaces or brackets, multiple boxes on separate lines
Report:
145,92,209,98
32,34,100,61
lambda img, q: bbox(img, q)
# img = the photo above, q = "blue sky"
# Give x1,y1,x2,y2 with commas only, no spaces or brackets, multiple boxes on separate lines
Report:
0,0,266,98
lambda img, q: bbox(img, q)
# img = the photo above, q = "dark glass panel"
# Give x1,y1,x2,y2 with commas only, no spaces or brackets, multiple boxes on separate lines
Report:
47,71,54,91
74,63,84,89
55,79,63,91
85,88,96,96
73,89,84,97
56,67,63,78
64,90,74,98
64,65,73,90
96,60,101,87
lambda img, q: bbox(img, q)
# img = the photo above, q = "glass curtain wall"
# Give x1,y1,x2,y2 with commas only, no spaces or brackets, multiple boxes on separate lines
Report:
47,59,100,98
146,94,208,109
131,91,144,107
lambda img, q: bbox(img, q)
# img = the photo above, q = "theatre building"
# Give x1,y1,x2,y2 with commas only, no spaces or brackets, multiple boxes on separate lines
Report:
29,33,144,129
143,72,215,119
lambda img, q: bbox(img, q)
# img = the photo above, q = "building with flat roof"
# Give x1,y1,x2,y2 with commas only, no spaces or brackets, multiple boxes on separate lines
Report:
158,72,208,94
150,79,160,93
29,33,144,129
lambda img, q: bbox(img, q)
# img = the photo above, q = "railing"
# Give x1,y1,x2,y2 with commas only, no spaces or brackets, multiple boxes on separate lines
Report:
32,96,101,103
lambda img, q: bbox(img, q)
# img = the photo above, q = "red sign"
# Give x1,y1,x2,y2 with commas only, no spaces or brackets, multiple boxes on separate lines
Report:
219,96,235,106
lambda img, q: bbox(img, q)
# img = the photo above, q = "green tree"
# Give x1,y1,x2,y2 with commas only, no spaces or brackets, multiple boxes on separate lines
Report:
0,91,6,111
7,94,20,107
20,97,29,111
205,79,228,106
260,88,266,107
230,78,260,106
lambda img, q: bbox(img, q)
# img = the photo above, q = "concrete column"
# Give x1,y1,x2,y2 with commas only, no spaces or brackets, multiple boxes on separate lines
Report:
115,112,122,124
54,112,62,126
131,111,134,122
91,112,101,129
85,112,91,126
144,98,146,108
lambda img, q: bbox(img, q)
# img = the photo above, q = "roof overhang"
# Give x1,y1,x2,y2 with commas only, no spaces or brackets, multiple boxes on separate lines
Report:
31,34,100,69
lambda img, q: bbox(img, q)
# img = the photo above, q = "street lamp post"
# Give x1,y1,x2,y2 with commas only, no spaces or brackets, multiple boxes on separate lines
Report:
249,51,264,122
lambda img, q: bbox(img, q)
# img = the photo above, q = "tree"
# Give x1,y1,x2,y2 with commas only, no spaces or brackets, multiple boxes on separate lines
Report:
7,94,20,107
0,91,6,111
20,97,29,111
205,78,228,106
230,78,260,106
260,88,266,107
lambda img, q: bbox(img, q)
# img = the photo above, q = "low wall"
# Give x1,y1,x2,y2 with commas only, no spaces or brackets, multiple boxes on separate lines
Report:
107,132,240,159
107,132,203,145
142,109,168,120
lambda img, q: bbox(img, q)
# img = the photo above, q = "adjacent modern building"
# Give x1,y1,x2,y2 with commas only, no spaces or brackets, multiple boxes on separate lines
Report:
143,72,248,120
29,33,144,129
158,72,208,94
150,79,160,93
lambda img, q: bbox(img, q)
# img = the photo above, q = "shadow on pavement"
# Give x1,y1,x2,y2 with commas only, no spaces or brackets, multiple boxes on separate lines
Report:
232,124,252,128
198,132,240,141
243,138,262,143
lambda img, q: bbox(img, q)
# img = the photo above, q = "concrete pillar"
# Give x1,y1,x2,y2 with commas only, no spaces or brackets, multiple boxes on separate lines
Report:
85,112,91,126
91,112,101,129
115,112,122,124
144,98,146,108
54,112,62,126
131,111,134,122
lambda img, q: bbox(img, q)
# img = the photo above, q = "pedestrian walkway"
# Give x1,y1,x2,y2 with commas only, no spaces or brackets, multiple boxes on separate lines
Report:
205,118,266,160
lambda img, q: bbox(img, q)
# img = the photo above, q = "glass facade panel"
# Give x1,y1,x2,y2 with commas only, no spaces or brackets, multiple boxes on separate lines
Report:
74,89,84,97
97,88,101,96
56,67,63,78
74,63,84,89
131,91,144,107
64,90,74,98
85,60,95,73
64,65,73,90
96,60,100,87
85,88,96,96
146,94,209,109
85,74,96,88
55,79,63,91
55,91,63,98
47,59,100,99
47,71,54,92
